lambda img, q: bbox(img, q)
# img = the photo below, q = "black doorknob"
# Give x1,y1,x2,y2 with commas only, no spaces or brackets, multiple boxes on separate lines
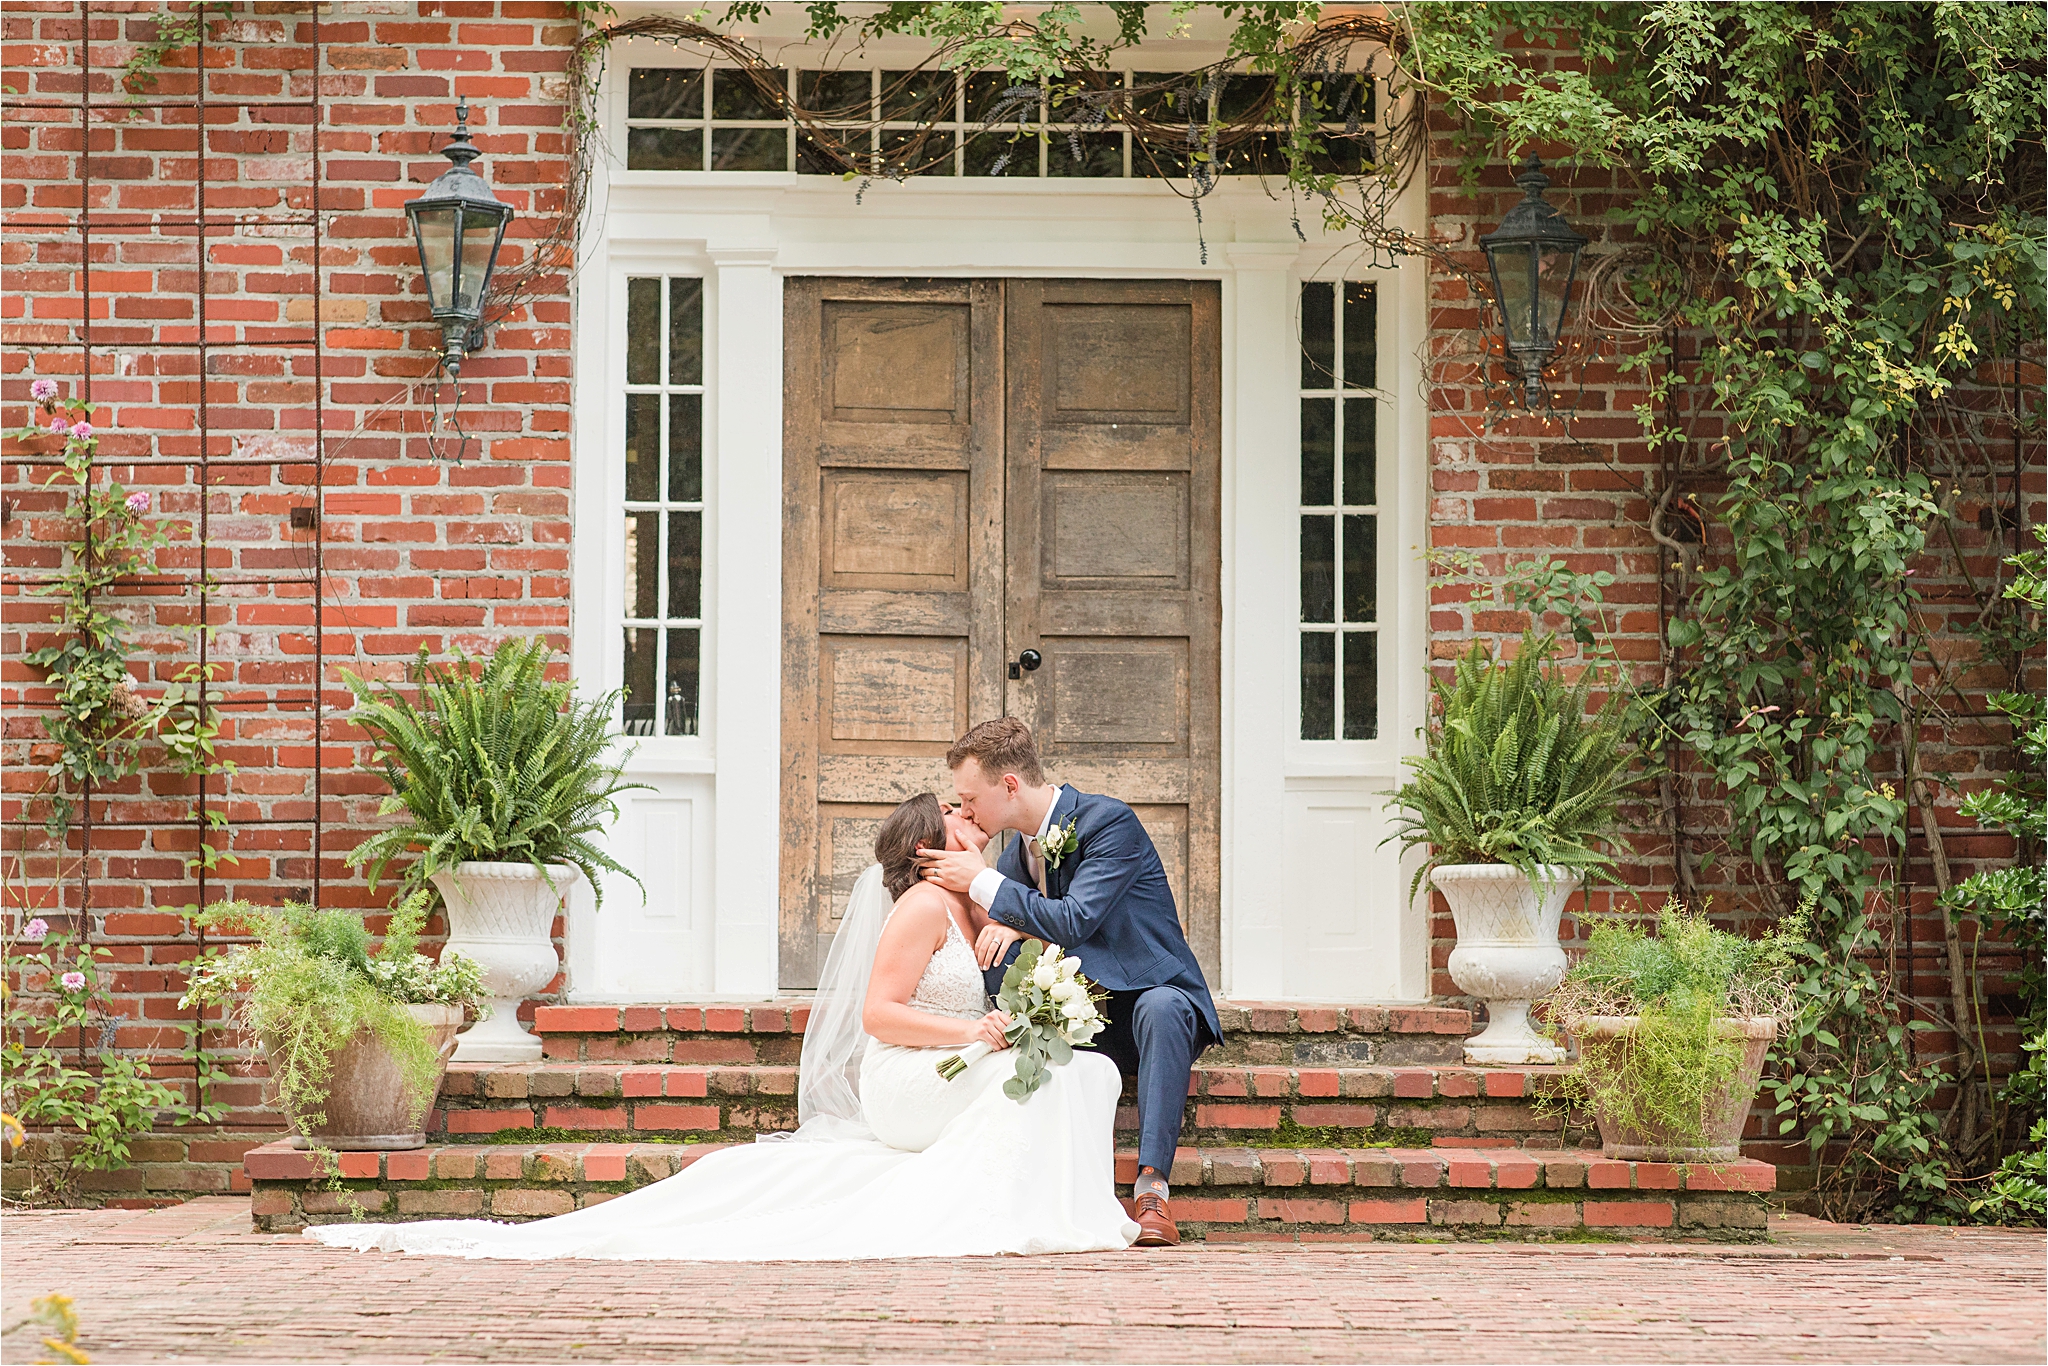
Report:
1007,648,1044,680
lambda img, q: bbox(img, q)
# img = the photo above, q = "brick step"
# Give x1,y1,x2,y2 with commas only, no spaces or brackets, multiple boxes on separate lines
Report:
531,1000,1476,1067
245,1140,1773,1242
431,1060,1592,1149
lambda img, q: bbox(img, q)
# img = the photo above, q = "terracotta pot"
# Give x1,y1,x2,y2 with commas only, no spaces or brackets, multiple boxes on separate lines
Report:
432,861,579,1063
1434,863,1576,1065
270,1002,463,1151
1574,1015,1777,1162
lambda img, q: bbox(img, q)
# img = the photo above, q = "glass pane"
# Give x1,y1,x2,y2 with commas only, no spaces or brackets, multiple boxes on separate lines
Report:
627,126,701,171
625,394,660,502
625,510,659,618
1537,242,1576,344
711,126,788,171
626,278,661,385
1051,130,1121,177
1300,281,1335,388
1217,73,1275,122
456,208,499,312
1131,140,1191,179
1490,242,1534,349
1300,514,1335,623
1132,72,1198,122
667,278,702,386
1300,398,1334,505
964,131,1038,176
628,68,704,120
711,67,785,120
1343,281,1376,388
798,127,864,174
622,628,658,735
967,71,1038,123
667,394,702,502
1216,131,1285,177
665,628,701,737
1342,631,1378,740
882,69,953,122
1341,397,1375,505
1342,513,1376,623
412,209,454,312
799,69,870,118
1300,633,1335,741
1306,131,1373,177
880,127,954,175
667,510,702,619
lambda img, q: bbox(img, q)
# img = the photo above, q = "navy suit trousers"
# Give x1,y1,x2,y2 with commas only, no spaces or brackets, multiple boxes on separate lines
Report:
1089,985,1202,1176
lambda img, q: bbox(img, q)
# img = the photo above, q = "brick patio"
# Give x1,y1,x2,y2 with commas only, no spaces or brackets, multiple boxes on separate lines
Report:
2,1199,2040,1364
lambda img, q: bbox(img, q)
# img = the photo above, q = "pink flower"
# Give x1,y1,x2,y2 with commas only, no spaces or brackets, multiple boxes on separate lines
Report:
30,379,57,403
126,492,150,515
21,917,49,943
59,971,86,991
48,417,69,435
68,421,94,441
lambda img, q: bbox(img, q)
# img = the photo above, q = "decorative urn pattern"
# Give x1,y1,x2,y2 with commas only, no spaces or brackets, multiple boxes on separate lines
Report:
432,861,580,1063
1434,863,1576,1065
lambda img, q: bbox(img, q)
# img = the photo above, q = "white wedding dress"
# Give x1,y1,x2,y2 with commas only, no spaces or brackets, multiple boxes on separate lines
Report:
307,867,1138,1261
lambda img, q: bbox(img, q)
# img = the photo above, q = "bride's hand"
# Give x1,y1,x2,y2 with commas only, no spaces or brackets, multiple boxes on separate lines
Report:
965,1010,1013,1051
974,922,1023,970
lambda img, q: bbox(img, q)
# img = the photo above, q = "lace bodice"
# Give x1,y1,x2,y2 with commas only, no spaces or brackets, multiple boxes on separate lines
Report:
906,913,987,1020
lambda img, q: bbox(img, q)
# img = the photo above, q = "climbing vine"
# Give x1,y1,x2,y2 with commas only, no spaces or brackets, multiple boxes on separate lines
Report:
1397,1,2045,1220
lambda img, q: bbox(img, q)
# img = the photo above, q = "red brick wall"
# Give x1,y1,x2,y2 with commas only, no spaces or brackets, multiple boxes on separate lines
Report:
2,0,577,1203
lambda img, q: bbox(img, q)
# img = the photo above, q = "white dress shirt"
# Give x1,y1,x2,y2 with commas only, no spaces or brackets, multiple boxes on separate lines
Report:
968,785,1067,911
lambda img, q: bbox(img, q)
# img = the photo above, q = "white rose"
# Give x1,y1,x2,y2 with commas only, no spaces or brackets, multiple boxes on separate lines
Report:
1060,997,1090,1022
1049,979,1080,1002
1032,960,1059,990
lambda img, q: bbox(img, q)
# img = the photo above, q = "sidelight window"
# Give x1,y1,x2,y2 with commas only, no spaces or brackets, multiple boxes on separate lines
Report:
621,276,704,737
1298,279,1378,741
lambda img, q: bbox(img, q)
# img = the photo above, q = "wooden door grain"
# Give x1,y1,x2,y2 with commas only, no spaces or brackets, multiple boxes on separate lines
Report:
780,279,1004,988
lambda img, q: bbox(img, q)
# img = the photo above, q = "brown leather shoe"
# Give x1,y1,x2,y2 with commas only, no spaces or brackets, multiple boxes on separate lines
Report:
1132,1191,1180,1247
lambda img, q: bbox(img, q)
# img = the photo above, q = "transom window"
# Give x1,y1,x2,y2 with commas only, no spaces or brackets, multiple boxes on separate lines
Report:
621,276,704,737
625,67,1375,177
1299,280,1378,741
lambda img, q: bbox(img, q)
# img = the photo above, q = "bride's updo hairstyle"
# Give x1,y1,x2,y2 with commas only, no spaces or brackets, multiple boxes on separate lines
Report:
875,793,946,901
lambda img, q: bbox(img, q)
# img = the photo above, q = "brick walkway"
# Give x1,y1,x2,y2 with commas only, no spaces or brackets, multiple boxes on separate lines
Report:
2,1199,2041,1364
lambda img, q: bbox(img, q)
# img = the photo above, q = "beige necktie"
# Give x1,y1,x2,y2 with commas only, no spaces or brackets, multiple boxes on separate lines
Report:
1026,838,1048,896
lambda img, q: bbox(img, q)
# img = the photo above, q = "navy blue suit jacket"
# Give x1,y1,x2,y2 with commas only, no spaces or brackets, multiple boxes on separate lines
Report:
983,787,1221,1048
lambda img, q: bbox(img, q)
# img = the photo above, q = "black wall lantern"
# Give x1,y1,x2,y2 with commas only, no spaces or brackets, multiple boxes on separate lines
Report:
1479,155,1587,407
404,100,514,378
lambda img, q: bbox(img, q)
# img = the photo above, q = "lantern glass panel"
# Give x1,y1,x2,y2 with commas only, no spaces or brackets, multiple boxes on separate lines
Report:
1536,242,1576,348
455,206,503,313
414,207,457,313
1490,241,1534,350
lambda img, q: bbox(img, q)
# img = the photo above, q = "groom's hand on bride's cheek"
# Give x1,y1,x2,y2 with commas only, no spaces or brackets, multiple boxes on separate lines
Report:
914,844,985,893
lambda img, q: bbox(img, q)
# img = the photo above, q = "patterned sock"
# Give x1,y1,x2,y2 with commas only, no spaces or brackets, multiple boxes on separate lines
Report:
1134,1167,1169,1203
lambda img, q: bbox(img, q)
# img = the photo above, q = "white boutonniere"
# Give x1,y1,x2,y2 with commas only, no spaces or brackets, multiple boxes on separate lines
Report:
1036,815,1081,870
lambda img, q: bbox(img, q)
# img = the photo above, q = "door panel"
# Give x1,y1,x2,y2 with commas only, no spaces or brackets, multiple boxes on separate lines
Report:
1004,280,1222,976
782,279,1004,989
782,277,1221,988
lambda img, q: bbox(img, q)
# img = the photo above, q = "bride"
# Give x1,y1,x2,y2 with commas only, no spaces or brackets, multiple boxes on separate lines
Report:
308,794,1139,1260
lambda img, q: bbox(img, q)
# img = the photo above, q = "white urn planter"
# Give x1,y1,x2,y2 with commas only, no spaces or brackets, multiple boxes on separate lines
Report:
1435,863,1577,1066
431,861,580,1063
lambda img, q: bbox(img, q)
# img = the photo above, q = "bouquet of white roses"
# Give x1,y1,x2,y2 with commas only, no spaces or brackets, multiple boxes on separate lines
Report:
936,939,1107,1101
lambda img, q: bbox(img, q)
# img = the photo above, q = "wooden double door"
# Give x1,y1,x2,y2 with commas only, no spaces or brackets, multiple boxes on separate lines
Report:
780,278,1221,990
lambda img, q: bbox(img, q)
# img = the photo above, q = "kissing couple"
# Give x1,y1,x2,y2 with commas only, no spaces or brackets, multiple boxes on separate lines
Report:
311,717,1221,1261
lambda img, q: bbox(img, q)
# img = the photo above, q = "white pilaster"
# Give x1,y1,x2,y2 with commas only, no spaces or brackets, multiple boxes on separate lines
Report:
1222,241,1301,1000
708,244,783,995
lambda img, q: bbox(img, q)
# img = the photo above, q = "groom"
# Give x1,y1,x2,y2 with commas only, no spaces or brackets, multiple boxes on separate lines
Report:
915,717,1221,1248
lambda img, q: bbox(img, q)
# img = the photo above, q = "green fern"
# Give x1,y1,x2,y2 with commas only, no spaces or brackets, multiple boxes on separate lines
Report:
343,639,648,908
1387,632,1641,897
